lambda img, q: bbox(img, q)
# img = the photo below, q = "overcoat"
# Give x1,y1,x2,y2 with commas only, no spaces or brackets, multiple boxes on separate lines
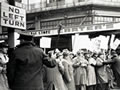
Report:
108,55,120,87
62,59,76,90
7,42,56,90
46,64,68,90
96,57,108,84
0,51,9,90
87,58,96,86
73,57,88,85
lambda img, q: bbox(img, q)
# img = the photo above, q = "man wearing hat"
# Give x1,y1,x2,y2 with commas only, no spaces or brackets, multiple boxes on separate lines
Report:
0,40,9,90
103,50,120,88
7,33,56,90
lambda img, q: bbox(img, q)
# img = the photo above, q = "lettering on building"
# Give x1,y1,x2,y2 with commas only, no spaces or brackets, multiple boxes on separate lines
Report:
24,23,120,36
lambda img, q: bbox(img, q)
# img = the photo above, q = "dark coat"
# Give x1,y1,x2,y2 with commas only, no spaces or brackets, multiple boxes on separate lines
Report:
7,42,56,90
103,55,120,87
111,55,120,87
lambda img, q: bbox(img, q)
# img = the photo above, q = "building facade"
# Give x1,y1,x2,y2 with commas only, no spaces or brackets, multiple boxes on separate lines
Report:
25,0,120,51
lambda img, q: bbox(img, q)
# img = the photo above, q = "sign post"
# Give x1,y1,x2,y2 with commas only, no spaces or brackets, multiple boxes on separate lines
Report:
0,2,26,29
0,1,26,48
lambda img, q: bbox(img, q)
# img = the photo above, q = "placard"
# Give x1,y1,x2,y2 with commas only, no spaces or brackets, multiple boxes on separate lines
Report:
40,37,51,48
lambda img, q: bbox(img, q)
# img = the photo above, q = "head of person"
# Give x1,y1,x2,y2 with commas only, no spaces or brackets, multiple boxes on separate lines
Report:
56,52,63,59
0,40,8,54
17,33,34,44
98,52,105,59
111,50,118,57
92,52,98,59
76,50,84,57
69,52,75,59
84,51,90,60
62,51,69,59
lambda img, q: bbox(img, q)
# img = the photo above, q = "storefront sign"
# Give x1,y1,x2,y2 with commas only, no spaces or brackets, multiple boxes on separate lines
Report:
24,23,120,37
0,2,26,30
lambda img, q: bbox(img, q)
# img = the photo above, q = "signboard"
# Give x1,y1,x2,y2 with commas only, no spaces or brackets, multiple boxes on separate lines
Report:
40,37,51,48
24,23,120,37
111,39,120,50
0,2,26,29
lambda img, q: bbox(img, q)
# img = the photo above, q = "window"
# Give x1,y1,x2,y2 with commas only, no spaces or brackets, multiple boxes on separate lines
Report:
49,0,56,3
58,0,64,1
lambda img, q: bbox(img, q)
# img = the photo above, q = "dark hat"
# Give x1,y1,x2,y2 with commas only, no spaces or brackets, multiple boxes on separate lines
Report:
62,51,69,57
111,50,117,55
56,52,62,58
0,40,8,48
98,52,104,57
17,32,33,41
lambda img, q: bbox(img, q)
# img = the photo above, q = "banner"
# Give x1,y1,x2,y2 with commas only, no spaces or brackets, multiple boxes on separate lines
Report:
72,34,80,54
111,39,120,50
72,34,90,54
40,37,51,48
99,35,109,50
110,34,115,48
91,38,101,53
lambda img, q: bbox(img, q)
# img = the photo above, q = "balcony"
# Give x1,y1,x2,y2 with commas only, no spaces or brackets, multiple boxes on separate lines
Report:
23,0,120,14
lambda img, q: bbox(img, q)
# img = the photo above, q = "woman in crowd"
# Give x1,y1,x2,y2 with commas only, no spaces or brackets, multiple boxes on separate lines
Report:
0,41,9,90
85,52,97,90
95,52,109,90
61,50,76,90
73,50,88,90
46,51,68,90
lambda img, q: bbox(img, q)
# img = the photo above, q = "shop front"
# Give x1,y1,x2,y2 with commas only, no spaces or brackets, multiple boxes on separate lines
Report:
23,22,120,52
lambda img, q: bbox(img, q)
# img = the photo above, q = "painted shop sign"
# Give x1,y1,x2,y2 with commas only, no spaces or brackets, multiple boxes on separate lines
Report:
24,23,120,37
0,2,26,30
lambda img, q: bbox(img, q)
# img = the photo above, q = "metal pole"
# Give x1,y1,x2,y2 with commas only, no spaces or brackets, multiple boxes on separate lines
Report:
8,0,15,48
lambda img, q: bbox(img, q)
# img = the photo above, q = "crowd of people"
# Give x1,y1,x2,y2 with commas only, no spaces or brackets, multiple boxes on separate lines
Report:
43,48,119,90
0,33,119,90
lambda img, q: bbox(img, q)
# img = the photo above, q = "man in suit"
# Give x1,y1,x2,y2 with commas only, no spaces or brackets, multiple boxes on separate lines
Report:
7,32,56,90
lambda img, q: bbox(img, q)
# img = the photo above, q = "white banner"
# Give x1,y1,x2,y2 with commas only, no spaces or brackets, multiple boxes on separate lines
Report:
72,34,80,54
72,34,91,54
111,39,120,50
40,37,51,48
99,35,109,50
110,34,115,48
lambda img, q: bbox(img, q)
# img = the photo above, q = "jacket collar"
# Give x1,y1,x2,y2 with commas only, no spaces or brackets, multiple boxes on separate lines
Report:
16,41,36,48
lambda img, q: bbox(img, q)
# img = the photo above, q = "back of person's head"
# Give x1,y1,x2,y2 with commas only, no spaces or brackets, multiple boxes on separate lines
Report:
0,40,8,54
111,50,118,57
92,52,98,58
17,32,33,41
62,51,69,58
56,52,62,59
98,52,104,57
